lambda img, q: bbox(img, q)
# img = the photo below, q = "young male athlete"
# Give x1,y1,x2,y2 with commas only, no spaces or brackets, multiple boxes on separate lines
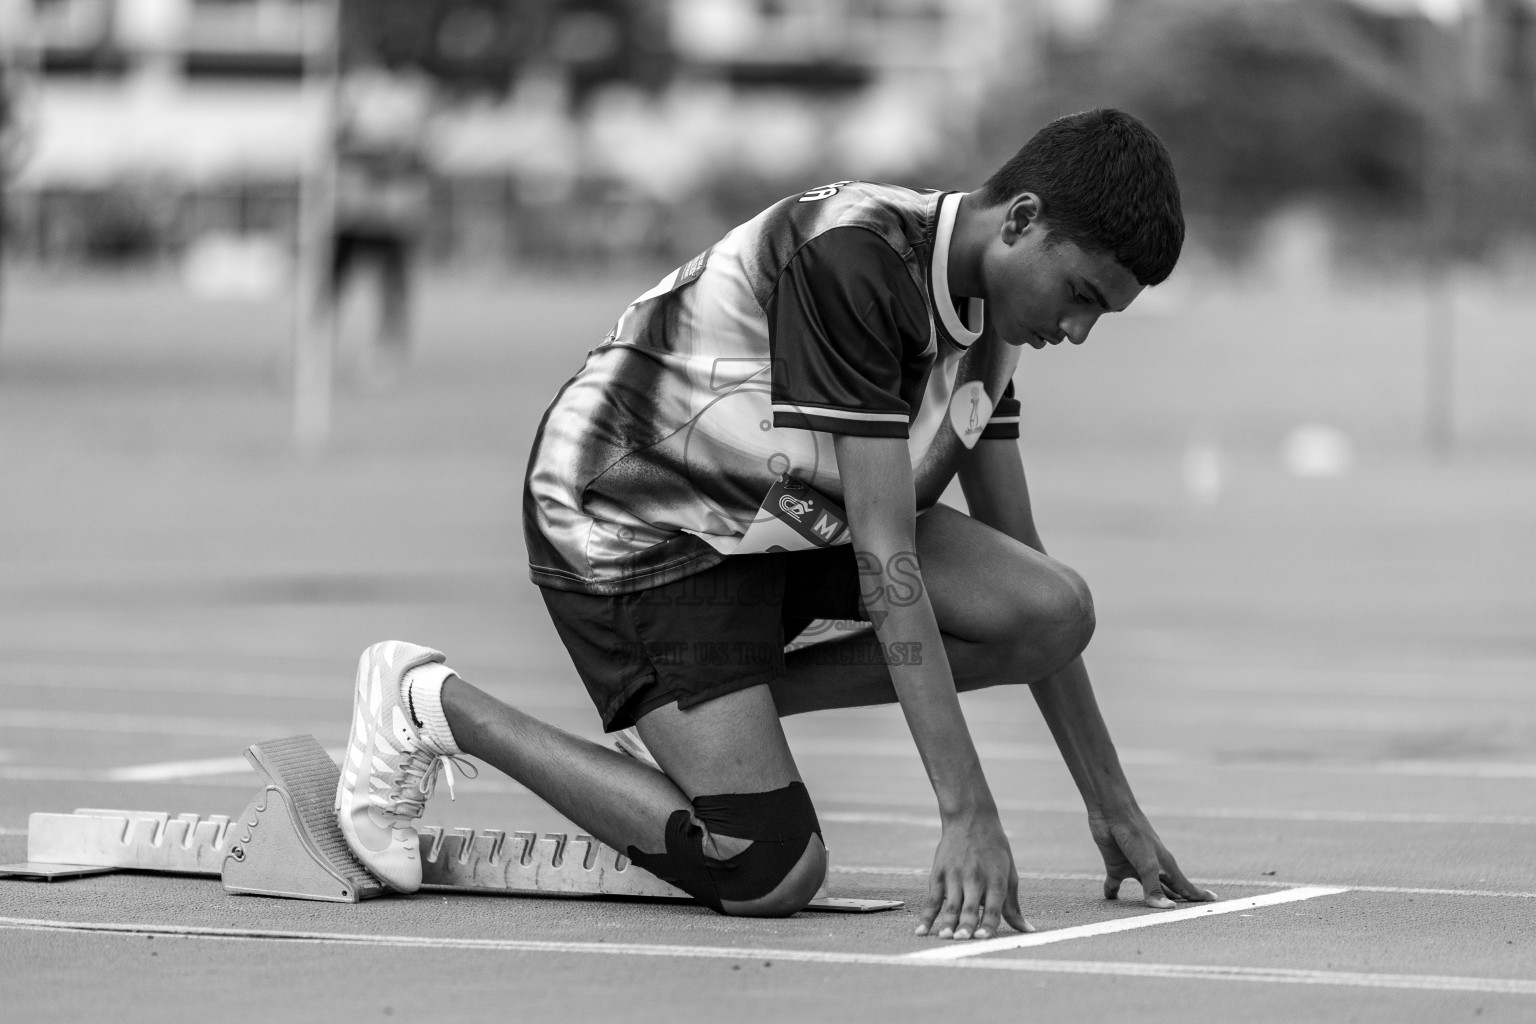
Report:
337,108,1216,941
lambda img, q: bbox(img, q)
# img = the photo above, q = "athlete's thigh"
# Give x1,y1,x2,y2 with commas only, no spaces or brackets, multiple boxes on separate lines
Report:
914,503,1083,644
634,683,801,800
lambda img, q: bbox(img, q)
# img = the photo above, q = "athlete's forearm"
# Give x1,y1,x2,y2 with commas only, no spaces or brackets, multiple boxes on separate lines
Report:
1031,657,1138,813
836,433,999,822
847,514,996,820
874,587,997,821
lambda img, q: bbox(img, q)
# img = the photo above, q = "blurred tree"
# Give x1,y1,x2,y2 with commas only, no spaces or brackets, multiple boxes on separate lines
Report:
989,0,1425,221
338,0,671,102
552,0,672,108
1450,0,1536,257
340,0,545,92
962,0,1536,256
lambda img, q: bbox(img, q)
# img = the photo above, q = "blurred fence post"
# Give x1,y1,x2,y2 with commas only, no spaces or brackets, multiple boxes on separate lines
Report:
1420,4,1467,457
293,0,341,452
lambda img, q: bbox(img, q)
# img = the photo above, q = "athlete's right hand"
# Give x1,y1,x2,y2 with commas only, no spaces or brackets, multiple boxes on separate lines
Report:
915,812,1032,940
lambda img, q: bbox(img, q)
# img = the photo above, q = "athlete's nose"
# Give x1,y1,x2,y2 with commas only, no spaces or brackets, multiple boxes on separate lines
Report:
1061,311,1102,345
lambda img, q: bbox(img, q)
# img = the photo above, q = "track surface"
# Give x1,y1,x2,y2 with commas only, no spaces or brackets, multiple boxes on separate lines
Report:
1,270,1533,1021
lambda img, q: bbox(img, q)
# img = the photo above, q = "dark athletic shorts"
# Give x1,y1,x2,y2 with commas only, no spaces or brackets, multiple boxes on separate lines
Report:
540,547,867,732
330,228,411,296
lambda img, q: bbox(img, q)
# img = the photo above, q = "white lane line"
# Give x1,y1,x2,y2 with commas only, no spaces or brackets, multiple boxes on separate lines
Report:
0,774,1520,830
0,750,334,785
831,866,1536,901
0,766,286,786
0,915,1530,994
7,739,1536,829
823,812,944,828
1137,807,1536,826
0,768,1527,829
104,750,347,782
105,757,257,782
1283,883,1536,900
787,737,1536,779
1010,961,1536,994
7,710,1536,779
907,887,1348,960
0,827,26,836
1358,762,1536,780
791,738,1188,766
822,806,1536,828
0,766,107,782
0,709,316,739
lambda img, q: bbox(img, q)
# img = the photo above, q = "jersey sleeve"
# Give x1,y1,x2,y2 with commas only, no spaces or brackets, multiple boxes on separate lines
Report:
980,380,1021,440
765,227,929,438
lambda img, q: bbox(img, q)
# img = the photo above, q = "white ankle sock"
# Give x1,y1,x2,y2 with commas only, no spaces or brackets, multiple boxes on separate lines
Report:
403,662,463,755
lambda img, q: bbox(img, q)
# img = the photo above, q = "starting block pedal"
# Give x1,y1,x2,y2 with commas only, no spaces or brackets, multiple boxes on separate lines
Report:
222,734,387,902
0,734,901,914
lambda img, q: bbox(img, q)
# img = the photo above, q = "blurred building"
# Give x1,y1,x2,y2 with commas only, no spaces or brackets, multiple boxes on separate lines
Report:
0,0,1026,266
7,0,1529,268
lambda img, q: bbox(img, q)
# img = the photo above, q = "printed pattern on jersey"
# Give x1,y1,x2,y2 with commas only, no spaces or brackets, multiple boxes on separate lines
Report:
524,183,1021,596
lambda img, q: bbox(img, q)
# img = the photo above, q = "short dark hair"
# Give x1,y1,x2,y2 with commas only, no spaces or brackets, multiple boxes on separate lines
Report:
978,109,1184,286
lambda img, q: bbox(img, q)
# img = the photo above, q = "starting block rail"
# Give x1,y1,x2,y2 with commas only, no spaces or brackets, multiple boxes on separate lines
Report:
0,734,900,914
418,826,687,898
26,809,232,875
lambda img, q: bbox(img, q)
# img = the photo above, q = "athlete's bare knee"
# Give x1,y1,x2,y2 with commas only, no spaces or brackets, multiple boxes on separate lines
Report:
1052,564,1096,659
1002,561,1095,670
719,835,828,918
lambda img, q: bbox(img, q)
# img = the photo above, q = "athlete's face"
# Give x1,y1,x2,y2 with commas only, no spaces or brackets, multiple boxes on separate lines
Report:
978,196,1145,350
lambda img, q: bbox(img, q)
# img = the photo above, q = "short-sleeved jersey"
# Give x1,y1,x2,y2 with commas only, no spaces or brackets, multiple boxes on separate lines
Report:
525,183,1022,595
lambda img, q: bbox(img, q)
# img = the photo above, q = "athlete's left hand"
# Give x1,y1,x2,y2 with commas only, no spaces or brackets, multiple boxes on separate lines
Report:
1089,804,1217,909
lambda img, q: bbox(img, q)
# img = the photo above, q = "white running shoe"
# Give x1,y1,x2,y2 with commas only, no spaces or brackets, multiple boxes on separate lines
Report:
335,640,465,893
612,725,660,771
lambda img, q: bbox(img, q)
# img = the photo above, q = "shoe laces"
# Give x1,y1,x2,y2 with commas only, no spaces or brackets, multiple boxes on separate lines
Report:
384,745,478,823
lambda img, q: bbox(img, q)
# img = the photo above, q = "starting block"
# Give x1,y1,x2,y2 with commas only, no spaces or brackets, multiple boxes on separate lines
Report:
0,734,900,913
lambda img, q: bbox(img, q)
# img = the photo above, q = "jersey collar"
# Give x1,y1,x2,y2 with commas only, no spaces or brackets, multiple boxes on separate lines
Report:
931,192,984,350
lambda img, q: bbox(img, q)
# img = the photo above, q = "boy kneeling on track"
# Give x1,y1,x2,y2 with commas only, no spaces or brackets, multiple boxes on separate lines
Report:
336,107,1217,941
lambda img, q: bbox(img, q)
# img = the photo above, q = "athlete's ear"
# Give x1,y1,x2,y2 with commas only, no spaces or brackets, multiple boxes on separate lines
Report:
1000,193,1044,245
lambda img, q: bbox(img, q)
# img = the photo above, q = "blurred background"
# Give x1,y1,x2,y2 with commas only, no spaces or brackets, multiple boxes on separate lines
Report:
0,0,1533,449
0,1,1532,788
4,0,1536,274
